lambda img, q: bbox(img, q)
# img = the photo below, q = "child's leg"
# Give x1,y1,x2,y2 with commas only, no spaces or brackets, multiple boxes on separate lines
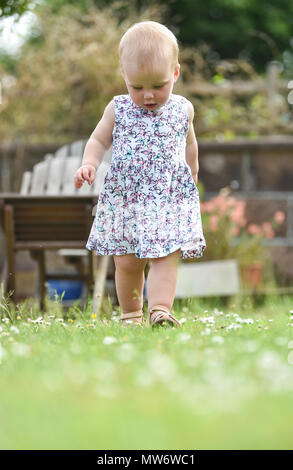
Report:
113,253,148,313
146,248,181,312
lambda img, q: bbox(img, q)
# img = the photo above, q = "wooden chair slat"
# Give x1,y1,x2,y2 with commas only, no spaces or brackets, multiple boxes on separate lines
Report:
70,140,86,157
14,241,86,250
15,205,86,213
15,213,86,222
55,144,69,159
46,156,66,194
30,158,52,195
61,155,82,194
15,233,88,242
14,224,84,231
20,171,32,195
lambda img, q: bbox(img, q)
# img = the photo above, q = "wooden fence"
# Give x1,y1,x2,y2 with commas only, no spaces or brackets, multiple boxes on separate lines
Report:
181,61,293,135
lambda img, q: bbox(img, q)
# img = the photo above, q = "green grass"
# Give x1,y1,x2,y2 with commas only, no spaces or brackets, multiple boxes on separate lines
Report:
0,292,293,450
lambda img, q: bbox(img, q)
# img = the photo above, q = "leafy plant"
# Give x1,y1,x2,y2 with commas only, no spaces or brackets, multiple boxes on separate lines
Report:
198,186,286,286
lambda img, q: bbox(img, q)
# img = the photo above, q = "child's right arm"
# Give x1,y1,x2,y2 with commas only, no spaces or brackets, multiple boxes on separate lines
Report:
74,100,114,188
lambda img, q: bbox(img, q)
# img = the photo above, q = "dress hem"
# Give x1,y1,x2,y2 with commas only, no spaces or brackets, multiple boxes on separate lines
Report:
86,238,206,260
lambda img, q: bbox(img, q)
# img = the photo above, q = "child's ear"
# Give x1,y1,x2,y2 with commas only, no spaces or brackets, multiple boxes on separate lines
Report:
174,63,180,82
120,67,125,80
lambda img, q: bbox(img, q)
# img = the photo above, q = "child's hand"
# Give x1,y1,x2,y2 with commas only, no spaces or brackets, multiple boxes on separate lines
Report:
74,164,96,188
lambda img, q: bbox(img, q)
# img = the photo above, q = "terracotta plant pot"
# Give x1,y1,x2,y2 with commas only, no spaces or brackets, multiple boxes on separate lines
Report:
242,262,262,288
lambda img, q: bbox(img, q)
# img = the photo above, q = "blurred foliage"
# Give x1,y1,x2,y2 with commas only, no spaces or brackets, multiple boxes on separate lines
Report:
0,2,292,145
161,0,293,73
0,3,129,144
7,0,293,72
0,0,32,18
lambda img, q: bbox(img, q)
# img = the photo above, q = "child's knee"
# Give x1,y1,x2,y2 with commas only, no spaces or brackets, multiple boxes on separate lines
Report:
150,249,180,267
114,254,147,274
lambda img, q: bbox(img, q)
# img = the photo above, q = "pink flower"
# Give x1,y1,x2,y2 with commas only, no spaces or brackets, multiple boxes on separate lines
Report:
232,226,240,236
201,200,216,213
262,222,275,239
231,201,247,228
209,214,219,231
247,224,262,236
214,195,231,215
273,210,285,224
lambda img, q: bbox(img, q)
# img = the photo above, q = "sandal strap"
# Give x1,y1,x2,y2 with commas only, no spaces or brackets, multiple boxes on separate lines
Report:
120,310,143,320
149,305,180,327
150,305,170,316
151,311,167,323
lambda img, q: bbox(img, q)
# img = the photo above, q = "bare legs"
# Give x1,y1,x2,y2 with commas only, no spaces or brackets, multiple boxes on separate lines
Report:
113,254,148,313
146,249,181,312
113,249,181,315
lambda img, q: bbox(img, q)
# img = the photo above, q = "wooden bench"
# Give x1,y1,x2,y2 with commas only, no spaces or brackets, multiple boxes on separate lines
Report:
0,140,113,313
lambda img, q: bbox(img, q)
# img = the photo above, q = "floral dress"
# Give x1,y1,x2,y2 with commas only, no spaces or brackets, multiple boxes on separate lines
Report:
86,93,206,259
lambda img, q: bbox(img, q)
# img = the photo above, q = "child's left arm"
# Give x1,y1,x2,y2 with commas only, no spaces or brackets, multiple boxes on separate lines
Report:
185,100,199,185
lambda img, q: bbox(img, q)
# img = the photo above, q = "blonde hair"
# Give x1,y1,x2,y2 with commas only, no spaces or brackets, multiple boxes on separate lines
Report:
119,21,179,71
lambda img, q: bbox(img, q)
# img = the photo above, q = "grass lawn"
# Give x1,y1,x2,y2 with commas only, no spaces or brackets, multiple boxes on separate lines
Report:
0,291,292,450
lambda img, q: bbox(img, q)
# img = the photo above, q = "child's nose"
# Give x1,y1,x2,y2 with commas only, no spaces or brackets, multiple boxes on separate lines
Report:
144,90,154,99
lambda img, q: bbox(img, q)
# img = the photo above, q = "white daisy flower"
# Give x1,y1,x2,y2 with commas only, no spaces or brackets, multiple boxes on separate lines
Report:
212,336,224,344
201,327,211,336
10,326,19,334
226,323,242,331
103,336,117,345
178,333,191,343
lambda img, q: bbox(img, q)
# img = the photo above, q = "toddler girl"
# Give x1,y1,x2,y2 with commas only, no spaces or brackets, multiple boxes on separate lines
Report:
74,21,206,327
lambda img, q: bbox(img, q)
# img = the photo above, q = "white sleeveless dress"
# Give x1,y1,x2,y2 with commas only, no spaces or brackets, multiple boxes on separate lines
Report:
86,93,206,259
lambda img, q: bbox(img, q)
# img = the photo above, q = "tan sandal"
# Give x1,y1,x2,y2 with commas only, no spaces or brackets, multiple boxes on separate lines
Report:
147,304,180,328
120,309,144,327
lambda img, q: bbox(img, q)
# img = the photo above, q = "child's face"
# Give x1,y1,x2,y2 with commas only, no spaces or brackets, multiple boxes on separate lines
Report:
121,60,180,112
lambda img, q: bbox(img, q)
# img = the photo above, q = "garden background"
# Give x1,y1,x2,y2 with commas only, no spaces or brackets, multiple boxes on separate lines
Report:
0,0,293,450
1,0,293,296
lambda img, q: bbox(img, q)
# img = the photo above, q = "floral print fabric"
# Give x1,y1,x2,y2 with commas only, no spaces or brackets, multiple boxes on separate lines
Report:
86,93,206,259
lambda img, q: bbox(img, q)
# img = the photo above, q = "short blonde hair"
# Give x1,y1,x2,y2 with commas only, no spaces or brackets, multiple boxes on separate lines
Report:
119,21,179,70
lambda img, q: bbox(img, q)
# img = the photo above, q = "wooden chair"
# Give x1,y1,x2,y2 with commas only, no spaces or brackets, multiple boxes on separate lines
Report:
0,140,113,314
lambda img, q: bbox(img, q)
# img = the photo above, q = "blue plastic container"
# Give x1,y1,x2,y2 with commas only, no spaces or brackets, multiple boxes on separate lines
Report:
47,280,84,301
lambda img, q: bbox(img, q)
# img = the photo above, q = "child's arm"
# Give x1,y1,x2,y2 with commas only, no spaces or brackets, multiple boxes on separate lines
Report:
185,100,199,185
74,100,114,188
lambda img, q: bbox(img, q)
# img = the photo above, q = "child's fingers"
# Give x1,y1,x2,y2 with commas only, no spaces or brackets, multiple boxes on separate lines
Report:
88,167,96,184
81,166,92,184
74,169,85,188
74,166,96,188
74,179,83,188
81,167,88,181
82,166,95,185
